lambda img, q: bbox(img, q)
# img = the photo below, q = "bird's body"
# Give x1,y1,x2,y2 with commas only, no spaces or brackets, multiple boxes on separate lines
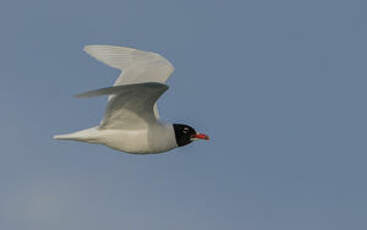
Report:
55,123,177,154
54,45,208,154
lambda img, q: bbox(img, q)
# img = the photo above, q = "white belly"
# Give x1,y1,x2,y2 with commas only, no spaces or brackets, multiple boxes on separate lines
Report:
97,124,177,154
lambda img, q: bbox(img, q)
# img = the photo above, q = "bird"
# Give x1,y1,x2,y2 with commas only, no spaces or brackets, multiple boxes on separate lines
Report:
53,45,209,154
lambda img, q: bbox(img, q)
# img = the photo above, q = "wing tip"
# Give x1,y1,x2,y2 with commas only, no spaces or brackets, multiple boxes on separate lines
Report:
53,134,63,140
73,93,85,98
73,91,98,99
73,82,169,99
83,45,100,55
83,44,136,53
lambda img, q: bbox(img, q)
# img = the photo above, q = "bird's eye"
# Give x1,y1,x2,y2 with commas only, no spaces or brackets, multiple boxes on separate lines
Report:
183,128,189,134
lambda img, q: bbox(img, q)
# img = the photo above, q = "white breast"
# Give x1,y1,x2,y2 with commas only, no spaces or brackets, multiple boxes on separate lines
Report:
97,123,177,154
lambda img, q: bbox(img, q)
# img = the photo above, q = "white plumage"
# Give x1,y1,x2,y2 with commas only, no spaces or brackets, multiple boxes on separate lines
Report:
54,45,208,154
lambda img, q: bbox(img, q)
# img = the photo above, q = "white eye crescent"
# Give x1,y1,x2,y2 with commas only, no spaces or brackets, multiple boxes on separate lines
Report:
183,127,189,134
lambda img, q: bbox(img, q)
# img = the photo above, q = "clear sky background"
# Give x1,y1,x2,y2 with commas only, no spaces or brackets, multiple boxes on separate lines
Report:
1,0,367,229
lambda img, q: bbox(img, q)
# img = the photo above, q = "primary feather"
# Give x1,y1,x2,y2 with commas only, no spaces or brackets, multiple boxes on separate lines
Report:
84,45,175,86
84,45,175,119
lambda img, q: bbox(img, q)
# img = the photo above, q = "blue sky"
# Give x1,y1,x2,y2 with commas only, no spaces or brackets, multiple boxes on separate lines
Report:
1,0,367,229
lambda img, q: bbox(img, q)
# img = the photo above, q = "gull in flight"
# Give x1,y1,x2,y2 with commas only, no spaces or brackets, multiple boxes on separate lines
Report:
54,45,209,154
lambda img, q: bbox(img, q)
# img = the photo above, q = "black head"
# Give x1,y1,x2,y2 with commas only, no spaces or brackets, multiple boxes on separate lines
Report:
173,124,196,147
173,123,210,147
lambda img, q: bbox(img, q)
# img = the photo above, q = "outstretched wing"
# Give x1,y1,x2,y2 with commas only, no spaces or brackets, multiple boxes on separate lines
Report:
76,82,169,130
84,45,174,119
84,45,174,86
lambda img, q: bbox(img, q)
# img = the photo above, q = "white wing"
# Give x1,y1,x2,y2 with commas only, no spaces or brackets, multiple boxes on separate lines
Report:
76,82,169,130
84,45,175,119
84,45,174,85
84,45,174,119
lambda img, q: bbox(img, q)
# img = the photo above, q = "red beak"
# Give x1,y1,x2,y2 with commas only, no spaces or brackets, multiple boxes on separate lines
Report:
192,133,210,140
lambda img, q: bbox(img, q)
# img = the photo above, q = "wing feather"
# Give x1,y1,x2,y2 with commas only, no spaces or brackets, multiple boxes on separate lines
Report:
83,45,174,121
75,82,169,130
84,45,174,85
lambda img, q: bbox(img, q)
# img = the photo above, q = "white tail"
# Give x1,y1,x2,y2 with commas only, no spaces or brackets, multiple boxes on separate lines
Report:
53,127,100,143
